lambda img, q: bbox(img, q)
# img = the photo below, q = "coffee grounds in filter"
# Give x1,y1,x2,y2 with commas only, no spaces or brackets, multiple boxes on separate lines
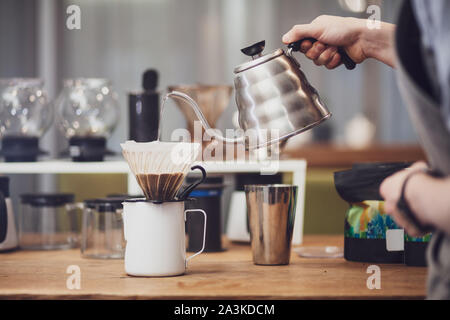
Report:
121,140,201,201
136,173,185,201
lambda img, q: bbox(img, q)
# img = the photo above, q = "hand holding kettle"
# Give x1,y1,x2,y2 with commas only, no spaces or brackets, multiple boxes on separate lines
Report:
282,15,397,69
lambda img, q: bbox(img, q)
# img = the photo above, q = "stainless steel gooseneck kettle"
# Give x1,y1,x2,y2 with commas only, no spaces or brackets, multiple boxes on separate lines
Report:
166,39,356,150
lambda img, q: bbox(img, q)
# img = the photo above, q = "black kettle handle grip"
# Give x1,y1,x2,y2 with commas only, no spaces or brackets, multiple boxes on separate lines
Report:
178,165,207,200
288,38,356,70
0,191,7,244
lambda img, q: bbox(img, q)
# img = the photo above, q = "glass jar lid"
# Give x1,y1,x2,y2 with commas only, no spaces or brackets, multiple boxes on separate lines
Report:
20,193,75,207
83,198,124,212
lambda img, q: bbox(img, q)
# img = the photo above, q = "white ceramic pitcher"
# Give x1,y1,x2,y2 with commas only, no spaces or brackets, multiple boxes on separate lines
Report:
122,199,206,277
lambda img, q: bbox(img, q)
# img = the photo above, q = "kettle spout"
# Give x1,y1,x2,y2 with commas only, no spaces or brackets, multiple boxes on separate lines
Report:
164,91,245,144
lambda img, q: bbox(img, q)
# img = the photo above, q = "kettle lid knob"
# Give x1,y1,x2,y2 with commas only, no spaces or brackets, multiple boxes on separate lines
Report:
241,40,265,60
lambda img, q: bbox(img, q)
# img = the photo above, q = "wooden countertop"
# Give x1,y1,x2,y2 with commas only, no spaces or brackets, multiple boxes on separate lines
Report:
0,235,427,300
283,144,426,168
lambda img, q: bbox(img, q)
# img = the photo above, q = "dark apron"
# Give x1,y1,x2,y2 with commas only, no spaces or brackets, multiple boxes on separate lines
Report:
396,1,450,299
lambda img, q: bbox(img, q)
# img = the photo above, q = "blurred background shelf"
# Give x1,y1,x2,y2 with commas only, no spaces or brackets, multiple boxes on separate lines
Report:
283,143,426,167
0,160,129,174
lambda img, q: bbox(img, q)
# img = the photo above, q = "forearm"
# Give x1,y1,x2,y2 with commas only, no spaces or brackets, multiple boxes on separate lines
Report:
360,21,397,68
406,174,450,234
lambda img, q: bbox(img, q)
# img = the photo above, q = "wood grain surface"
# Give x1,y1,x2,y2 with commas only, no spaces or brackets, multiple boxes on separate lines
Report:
283,144,426,167
0,235,427,300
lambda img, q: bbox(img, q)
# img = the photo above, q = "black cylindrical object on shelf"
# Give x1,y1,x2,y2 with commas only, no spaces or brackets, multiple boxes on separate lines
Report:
129,69,160,142
185,177,224,252
0,136,46,162
68,136,114,162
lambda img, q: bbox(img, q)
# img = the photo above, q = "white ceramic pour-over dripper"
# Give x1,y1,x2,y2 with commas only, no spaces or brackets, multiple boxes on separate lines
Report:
120,140,202,200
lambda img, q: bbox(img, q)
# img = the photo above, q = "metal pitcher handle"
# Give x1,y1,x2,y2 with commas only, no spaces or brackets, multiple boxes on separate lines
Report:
0,191,7,244
184,209,207,267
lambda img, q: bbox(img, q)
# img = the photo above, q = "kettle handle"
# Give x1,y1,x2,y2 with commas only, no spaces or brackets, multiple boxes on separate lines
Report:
288,38,356,70
0,191,7,244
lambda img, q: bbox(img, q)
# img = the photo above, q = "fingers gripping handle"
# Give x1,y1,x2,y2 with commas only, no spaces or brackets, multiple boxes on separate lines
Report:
288,37,356,70
185,209,207,266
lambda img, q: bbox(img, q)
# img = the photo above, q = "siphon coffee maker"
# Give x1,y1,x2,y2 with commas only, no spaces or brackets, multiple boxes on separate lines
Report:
0,78,53,162
55,78,119,161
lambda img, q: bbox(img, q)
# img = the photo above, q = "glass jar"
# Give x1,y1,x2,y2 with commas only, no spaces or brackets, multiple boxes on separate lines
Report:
19,193,78,250
55,78,120,161
0,78,53,161
55,78,119,138
81,198,124,259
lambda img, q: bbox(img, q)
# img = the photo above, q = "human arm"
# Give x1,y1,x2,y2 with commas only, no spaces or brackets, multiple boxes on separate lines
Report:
380,162,450,236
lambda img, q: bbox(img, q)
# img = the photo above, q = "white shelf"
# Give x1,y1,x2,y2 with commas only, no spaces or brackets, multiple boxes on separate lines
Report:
0,159,307,244
0,160,130,174
0,159,306,174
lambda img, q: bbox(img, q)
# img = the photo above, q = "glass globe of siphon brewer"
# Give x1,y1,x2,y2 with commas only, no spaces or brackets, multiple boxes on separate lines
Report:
55,78,120,162
0,78,53,162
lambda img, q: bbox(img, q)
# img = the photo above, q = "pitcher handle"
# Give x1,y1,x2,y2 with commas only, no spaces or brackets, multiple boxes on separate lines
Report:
184,209,207,266
0,191,7,244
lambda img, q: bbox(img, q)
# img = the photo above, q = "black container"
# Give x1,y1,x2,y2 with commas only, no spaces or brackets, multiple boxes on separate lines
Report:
335,163,411,264
0,176,10,244
404,238,430,267
185,177,224,252
68,136,114,162
344,237,404,263
129,69,159,142
83,198,124,213
20,193,75,207
0,136,46,162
